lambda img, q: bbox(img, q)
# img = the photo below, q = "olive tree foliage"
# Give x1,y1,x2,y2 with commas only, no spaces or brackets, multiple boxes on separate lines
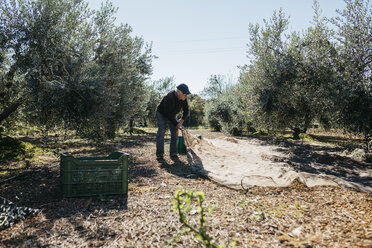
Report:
240,0,371,140
296,2,339,130
185,94,205,127
331,0,371,141
240,6,338,138
0,0,153,139
240,9,299,135
203,75,247,135
283,3,339,136
203,75,227,131
0,0,94,135
145,77,176,127
201,75,226,100
214,85,247,136
88,2,152,137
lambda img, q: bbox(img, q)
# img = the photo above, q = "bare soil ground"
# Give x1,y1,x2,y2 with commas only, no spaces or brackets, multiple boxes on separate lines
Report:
0,129,371,248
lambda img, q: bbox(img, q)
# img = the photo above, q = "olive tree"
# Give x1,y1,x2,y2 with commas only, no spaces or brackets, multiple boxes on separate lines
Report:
88,2,152,137
240,9,298,135
240,5,338,138
0,0,153,139
203,75,247,135
203,75,228,131
185,94,205,127
0,0,94,133
331,0,371,141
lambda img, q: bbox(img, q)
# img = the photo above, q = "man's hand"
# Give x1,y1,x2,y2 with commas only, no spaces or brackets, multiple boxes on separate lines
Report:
176,119,184,130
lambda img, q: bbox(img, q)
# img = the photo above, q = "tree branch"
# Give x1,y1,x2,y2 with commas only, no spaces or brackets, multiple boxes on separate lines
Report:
0,97,24,124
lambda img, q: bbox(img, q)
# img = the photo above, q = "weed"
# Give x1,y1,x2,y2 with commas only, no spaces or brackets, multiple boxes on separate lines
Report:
239,198,308,221
171,188,221,248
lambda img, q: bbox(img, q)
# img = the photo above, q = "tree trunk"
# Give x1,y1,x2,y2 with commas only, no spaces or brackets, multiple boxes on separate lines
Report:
292,127,307,139
0,98,24,125
105,121,116,139
129,119,134,136
292,128,301,139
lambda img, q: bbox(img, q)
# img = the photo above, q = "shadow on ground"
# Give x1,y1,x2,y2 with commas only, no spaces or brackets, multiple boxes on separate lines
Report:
272,142,372,188
236,132,371,189
158,156,206,180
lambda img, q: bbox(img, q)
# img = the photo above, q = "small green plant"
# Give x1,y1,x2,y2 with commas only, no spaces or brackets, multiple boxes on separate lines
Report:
239,198,271,220
171,188,221,248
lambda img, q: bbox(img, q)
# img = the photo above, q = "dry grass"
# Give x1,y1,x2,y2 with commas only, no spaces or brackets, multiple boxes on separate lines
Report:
0,129,371,247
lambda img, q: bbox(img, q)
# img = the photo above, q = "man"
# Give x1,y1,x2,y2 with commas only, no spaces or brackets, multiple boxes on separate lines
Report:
155,83,191,160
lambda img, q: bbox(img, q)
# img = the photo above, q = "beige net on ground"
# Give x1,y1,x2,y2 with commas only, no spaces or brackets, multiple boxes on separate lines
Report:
182,129,372,193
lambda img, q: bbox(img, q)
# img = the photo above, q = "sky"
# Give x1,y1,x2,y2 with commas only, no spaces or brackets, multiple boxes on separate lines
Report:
86,0,347,94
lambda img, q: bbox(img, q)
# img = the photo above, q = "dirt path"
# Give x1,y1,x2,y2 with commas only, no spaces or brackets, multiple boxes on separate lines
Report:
0,130,371,247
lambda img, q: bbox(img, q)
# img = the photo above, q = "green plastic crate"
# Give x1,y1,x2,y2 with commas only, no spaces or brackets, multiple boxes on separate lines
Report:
60,151,129,197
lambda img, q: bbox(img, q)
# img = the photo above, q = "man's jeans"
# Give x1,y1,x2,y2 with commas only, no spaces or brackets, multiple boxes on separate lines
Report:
156,110,177,157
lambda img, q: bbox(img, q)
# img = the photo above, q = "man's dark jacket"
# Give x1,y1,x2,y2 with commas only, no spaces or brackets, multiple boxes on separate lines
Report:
156,90,189,126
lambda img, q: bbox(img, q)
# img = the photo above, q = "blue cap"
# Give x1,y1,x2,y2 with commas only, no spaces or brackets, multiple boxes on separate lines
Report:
177,83,191,95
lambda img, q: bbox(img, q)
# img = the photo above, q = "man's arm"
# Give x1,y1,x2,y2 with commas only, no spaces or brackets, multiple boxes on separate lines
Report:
176,100,189,130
